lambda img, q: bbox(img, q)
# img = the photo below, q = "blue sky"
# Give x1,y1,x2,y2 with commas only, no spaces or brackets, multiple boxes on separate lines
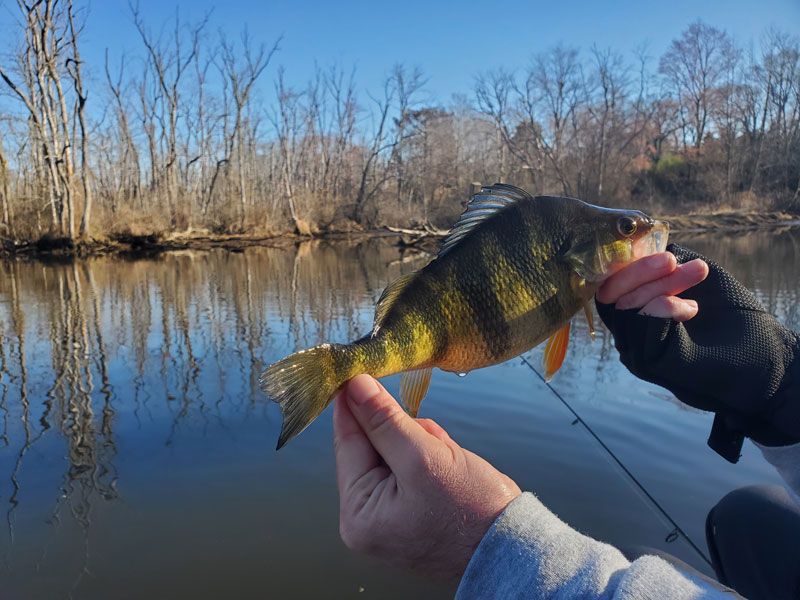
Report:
2,0,799,103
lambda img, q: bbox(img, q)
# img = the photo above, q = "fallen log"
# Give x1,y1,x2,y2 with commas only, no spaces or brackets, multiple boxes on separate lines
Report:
384,224,448,236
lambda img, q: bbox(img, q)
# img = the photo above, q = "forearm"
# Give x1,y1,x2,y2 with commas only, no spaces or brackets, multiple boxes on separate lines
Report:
457,493,735,599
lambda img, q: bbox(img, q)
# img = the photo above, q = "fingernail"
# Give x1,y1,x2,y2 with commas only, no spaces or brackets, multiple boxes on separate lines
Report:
643,253,671,269
347,375,381,406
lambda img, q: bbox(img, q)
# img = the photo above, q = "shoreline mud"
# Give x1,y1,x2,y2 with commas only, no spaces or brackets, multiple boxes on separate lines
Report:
1,211,798,259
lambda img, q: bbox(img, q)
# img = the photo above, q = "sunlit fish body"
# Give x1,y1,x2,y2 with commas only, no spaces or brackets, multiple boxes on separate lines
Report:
261,184,669,448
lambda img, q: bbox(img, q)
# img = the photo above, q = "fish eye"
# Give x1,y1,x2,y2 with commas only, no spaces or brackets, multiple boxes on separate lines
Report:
617,217,637,237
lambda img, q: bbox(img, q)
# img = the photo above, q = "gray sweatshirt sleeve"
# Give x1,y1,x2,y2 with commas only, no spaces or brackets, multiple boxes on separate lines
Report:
456,493,736,600
757,440,800,504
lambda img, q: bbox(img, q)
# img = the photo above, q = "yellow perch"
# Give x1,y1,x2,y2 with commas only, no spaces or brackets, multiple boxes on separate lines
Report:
261,184,669,448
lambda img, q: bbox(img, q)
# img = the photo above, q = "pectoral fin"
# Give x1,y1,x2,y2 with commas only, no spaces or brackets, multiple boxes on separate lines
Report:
583,301,596,340
543,322,571,382
400,368,432,417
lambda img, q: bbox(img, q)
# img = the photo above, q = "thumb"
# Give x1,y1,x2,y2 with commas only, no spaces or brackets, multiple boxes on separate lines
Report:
344,374,434,473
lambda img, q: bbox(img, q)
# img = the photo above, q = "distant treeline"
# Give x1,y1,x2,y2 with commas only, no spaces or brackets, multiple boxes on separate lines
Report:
0,1,798,243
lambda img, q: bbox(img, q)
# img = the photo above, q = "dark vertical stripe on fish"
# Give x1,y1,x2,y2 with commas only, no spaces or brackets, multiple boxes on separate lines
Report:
457,233,512,360
421,274,449,362
539,286,568,328
331,341,353,378
366,333,388,372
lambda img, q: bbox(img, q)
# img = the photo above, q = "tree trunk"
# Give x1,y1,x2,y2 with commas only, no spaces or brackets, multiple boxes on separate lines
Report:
0,137,12,235
68,0,92,239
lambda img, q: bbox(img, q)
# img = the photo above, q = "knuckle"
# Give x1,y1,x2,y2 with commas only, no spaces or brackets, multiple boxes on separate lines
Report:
406,449,434,475
617,291,642,310
409,446,451,482
664,295,680,307
417,418,446,436
659,296,681,313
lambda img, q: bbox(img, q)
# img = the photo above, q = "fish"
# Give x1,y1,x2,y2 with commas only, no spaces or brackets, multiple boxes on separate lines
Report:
260,184,669,449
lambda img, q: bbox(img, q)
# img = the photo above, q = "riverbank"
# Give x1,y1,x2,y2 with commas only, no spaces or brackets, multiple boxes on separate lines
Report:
658,210,800,233
1,210,798,258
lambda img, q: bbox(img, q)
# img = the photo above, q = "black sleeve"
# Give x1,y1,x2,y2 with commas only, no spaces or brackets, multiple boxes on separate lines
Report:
596,244,800,462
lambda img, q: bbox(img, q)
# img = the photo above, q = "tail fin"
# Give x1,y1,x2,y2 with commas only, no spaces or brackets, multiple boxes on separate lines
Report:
259,343,348,449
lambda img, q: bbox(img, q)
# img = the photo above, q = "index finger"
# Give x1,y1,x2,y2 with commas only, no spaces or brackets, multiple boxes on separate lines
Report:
615,259,709,310
333,392,382,496
596,252,677,305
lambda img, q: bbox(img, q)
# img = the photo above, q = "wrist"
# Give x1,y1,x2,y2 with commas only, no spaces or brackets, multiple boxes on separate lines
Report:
446,481,522,581
758,328,800,446
457,492,630,598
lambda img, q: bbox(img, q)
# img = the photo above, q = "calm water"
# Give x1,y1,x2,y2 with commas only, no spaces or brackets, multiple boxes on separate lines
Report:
0,228,798,599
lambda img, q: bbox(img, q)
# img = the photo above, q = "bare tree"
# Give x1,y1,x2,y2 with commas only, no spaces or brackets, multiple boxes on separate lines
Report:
475,69,516,182
217,29,278,226
0,11,798,244
586,46,629,198
0,129,11,235
272,68,307,233
354,64,424,225
131,2,208,227
105,50,141,211
527,44,584,195
66,0,92,238
0,0,79,238
659,21,738,149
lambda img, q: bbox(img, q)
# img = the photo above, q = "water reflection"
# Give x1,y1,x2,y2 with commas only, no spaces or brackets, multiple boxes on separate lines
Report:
0,239,430,589
0,229,797,598
674,227,800,330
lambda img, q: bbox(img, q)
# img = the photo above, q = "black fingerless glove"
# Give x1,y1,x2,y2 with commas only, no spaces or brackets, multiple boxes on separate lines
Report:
596,244,800,463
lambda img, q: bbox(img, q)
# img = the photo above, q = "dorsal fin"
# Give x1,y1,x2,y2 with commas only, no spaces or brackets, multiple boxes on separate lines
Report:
372,272,416,335
438,183,532,257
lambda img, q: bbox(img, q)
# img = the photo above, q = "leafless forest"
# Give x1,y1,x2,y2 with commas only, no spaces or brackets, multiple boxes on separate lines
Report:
0,1,798,244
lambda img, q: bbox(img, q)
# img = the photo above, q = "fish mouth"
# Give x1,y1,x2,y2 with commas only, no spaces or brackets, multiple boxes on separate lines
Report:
592,219,671,282
632,220,670,259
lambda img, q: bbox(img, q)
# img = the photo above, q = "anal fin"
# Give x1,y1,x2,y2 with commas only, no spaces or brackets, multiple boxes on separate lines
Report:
583,301,596,340
543,322,571,382
400,368,432,417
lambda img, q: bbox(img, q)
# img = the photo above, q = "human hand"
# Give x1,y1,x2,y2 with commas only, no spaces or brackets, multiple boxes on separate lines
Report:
596,250,709,321
333,374,521,581
596,244,800,458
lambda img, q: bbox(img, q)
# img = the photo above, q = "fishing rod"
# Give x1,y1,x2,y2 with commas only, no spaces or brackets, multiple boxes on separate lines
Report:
519,355,713,568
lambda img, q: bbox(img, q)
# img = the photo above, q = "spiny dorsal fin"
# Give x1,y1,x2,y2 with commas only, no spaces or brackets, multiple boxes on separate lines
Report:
373,272,416,335
438,183,533,257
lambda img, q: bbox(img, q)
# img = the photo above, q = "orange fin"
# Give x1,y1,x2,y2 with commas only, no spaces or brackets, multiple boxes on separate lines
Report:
543,322,571,382
400,368,432,417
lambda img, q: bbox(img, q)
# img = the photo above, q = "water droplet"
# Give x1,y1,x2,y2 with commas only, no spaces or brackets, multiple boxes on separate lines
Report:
457,372,467,378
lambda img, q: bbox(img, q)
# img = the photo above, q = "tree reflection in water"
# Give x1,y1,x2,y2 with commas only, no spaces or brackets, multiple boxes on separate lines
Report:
0,230,797,596
0,239,427,578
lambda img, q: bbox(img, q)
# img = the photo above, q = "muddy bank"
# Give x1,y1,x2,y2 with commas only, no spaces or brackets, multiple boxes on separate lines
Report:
1,231,310,258
394,210,800,254
659,210,800,233
1,210,798,258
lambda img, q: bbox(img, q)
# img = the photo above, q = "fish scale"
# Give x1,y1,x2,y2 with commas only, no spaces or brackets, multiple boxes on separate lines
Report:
260,183,669,449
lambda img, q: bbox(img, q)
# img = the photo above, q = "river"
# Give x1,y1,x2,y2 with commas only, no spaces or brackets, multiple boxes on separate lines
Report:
1,227,798,598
